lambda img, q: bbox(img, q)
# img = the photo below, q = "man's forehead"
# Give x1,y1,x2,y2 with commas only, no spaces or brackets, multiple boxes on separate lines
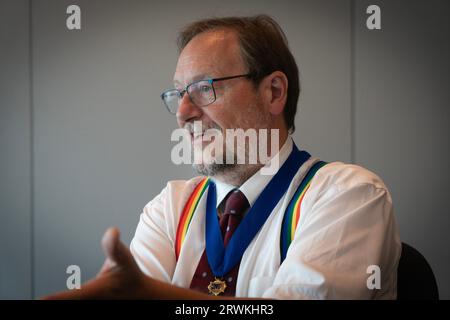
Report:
173,30,243,85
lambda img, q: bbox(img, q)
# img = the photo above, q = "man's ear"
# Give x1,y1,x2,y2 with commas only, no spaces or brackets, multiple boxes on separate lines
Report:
261,71,288,116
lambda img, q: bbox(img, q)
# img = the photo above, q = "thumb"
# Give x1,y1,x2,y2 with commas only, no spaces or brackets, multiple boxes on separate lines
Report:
101,227,135,269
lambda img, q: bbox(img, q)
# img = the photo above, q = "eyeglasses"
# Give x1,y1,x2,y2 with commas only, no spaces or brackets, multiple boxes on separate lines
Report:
161,73,252,114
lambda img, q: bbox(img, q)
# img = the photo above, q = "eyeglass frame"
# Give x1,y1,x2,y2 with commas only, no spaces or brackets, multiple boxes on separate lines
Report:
160,73,253,114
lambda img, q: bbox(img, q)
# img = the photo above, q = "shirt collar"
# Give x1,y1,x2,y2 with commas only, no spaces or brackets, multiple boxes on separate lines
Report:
212,136,293,208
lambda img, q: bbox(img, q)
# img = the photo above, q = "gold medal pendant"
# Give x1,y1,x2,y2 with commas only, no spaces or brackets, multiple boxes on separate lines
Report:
208,277,227,296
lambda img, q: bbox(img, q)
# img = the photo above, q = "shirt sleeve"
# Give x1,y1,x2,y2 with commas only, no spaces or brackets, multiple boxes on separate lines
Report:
263,164,401,299
130,185,177,283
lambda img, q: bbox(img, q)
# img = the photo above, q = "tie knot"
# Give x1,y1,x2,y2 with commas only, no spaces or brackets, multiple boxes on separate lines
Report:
223,189,249,218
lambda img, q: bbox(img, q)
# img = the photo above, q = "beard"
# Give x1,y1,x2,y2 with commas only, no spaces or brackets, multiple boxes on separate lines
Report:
193,162,236,177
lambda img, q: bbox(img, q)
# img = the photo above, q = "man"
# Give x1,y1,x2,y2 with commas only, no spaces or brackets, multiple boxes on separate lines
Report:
45,15,401,300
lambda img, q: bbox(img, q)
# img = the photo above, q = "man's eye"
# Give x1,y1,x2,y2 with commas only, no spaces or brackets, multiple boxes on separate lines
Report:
200,85,211,92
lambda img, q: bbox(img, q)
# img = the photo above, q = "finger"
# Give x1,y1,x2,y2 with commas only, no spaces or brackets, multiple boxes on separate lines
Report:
97,258,114,277
101,227,135,269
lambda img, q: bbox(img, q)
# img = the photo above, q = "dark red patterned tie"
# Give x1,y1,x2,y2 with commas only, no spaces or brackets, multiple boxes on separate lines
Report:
190,189,250,296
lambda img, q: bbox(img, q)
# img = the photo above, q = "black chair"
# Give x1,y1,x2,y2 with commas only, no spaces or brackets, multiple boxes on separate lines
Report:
397,242,439,300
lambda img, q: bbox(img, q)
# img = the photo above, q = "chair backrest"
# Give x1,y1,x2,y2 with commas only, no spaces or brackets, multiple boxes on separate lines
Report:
397,242,439,300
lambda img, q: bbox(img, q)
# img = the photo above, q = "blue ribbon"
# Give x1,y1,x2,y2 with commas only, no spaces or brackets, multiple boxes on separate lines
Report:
205,144,311,277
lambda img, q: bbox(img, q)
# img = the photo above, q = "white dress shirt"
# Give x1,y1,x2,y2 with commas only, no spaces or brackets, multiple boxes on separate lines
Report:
130,137,401,299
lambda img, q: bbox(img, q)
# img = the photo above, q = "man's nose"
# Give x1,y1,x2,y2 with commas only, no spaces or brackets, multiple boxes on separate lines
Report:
176,93,203,126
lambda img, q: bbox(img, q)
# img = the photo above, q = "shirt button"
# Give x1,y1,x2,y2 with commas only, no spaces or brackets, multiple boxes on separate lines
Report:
228,277,233,283
202,272,207,278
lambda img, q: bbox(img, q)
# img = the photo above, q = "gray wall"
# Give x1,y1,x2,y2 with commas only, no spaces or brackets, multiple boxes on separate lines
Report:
354,0,450,299
0,0,448,299
0,0,32,299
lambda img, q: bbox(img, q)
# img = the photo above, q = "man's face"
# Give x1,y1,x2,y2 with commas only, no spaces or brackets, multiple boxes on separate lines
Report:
173,29,271,176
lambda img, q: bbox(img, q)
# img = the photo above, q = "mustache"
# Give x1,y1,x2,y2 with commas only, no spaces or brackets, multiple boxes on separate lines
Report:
183,121,222,134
